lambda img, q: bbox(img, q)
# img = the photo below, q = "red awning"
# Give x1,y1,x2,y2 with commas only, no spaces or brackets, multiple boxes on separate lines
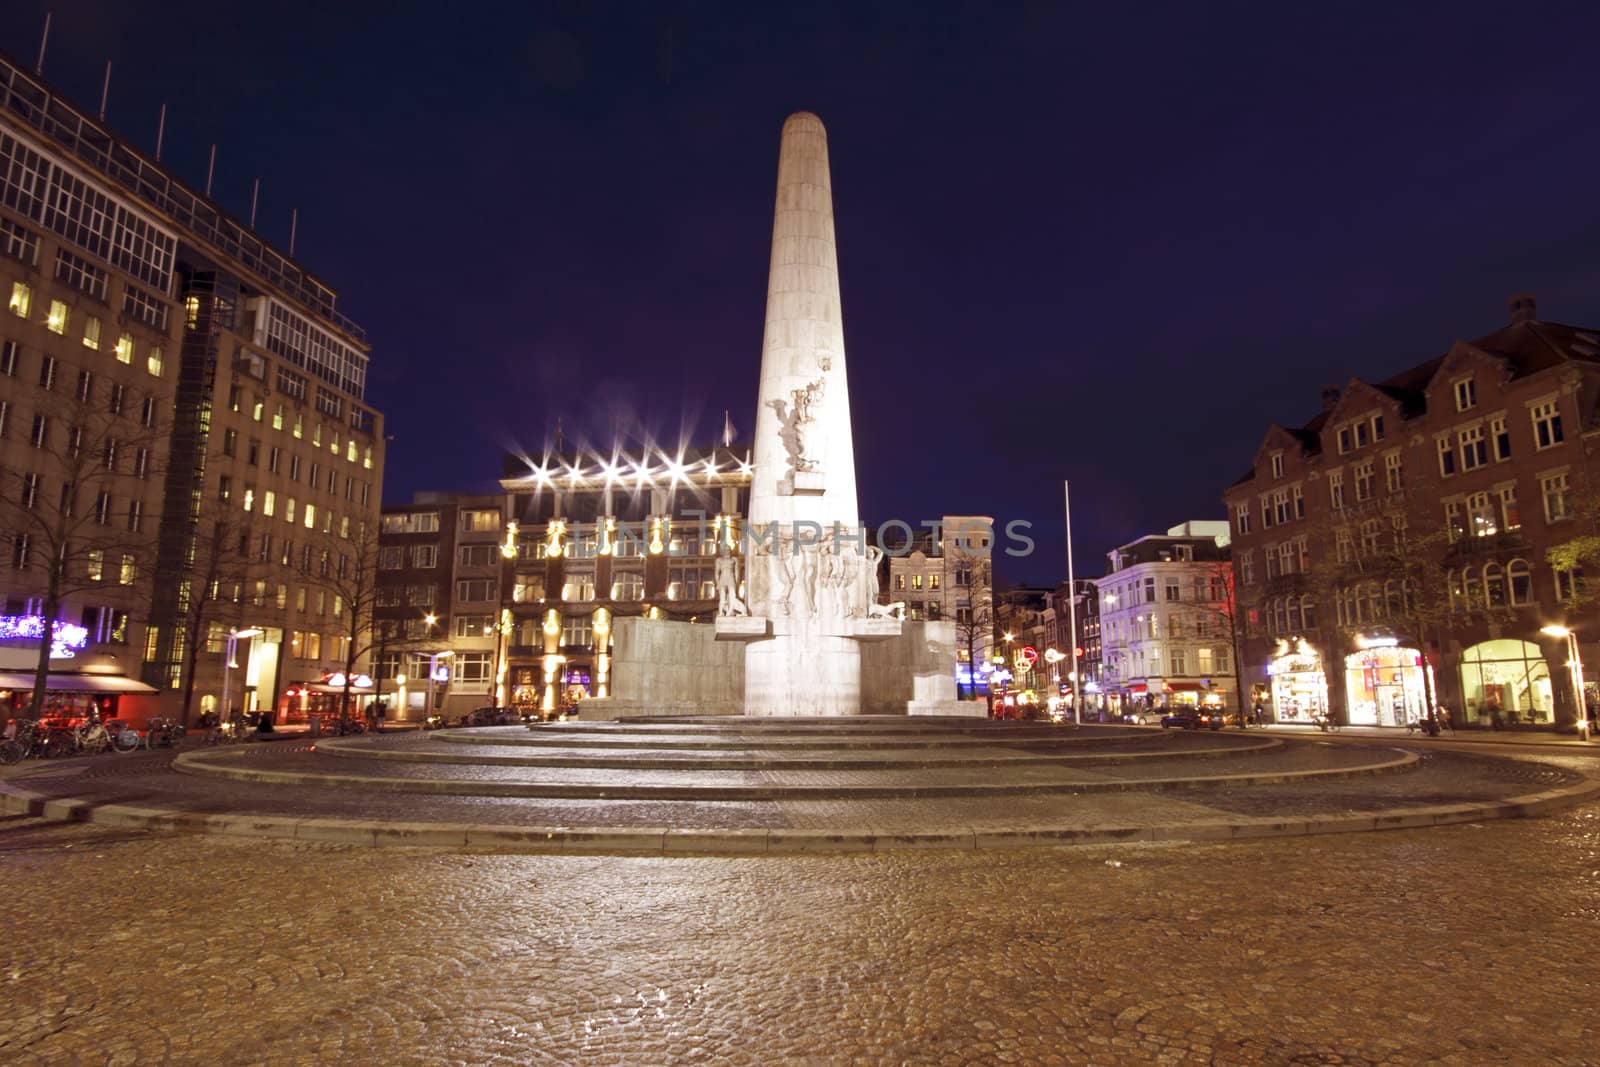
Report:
1125,683,1148,693
1166,682,1203,692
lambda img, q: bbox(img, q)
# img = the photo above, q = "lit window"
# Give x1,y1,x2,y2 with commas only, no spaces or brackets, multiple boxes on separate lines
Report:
8,281,30,318
263,490,276,517
115,333,134,364
273,404,284,431
46,300,68,334
83,315,101,350
147,347,163,377
304,503,316,529
119,555,137,585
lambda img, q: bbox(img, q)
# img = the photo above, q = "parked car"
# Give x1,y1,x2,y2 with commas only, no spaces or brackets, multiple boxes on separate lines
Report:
1161,708,1225,730
1122,711,1155,726
467,706,518,726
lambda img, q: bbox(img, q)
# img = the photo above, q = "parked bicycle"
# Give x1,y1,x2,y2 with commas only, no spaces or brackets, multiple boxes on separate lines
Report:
143,717,185,748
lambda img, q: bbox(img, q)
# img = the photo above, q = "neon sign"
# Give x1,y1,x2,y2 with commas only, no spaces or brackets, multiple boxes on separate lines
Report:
0,615,90,659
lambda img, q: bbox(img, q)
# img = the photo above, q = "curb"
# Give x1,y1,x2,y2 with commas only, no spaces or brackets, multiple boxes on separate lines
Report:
3,773,1597,855
169,746,1419,800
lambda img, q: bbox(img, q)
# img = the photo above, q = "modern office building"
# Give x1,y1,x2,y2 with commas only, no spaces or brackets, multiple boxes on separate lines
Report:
0,51,383,724
1224,296,1600,730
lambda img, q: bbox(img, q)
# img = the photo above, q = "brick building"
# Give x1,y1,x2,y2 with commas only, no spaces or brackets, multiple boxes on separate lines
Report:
1224,296,1600,730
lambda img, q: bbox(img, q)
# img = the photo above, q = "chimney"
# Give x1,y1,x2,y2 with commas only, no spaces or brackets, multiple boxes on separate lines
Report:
1509,293,1538,324
1320,385,1341,411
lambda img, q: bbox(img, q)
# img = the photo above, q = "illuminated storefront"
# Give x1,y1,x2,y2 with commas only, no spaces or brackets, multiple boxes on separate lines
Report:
1266,638,1327,724
1343,637,1428,727
1458,639,1554,726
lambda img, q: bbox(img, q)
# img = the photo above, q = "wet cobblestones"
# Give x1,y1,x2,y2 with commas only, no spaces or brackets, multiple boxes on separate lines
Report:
1,806,1597,1064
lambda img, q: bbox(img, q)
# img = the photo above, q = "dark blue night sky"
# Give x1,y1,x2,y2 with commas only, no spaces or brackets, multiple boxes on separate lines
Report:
9,1,1600,585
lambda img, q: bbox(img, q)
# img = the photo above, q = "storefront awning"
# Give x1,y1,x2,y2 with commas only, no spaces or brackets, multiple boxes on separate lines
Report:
1125,683,1148,693
302,682,375,694
1166,682,1203,692
0,671,158,694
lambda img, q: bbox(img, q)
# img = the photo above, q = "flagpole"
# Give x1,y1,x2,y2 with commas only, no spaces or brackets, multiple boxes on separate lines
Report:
1065,480,1081,725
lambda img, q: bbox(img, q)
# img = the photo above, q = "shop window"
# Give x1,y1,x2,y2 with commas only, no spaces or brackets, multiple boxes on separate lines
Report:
1458,639,1553,725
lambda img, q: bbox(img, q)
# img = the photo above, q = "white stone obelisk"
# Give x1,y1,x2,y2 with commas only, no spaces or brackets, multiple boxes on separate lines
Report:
723,111,887,716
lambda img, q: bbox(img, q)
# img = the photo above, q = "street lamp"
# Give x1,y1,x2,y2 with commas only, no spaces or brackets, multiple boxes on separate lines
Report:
221,627,262,727
1540,624,1590,740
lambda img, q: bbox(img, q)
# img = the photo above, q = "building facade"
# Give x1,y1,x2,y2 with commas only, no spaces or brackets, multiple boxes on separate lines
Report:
0,52,383,724
878,514,995,701
1224,296,1600,730
374,493,505,722
497,444,752,717
1094,522,1236,721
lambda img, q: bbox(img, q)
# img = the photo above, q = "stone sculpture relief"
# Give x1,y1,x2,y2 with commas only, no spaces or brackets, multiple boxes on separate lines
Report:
715,550,748,617
765,374,826,480
747,533,891,622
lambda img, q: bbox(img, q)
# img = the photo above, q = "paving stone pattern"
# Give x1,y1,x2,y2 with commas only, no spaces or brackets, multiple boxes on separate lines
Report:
1,808,1597,1065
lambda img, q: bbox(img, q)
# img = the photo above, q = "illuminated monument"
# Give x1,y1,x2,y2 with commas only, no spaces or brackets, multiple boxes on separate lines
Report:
713,112,958,716
589,112,970,719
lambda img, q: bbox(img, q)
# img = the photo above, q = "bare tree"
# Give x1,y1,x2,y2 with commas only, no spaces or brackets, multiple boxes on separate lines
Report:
1187,560,1246,720
296,517,383,726
0,389,163,719
1308,508,1461,721
172,512,268,727
949,549,994,705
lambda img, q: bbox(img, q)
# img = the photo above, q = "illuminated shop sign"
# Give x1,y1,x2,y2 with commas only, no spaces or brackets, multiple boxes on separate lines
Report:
0,615,90,658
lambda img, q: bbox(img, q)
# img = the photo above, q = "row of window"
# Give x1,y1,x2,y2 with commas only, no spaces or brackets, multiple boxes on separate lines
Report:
8,536,140,583
1099,610,1231,644
219,394,374,470
378,543,514,570
218,434,372,503
1102,646,1232,679
2,340,164,425
1100,568,1223,607
208,578,346,619
0,131,177,291
8,282,166,376
1242,401,1569,536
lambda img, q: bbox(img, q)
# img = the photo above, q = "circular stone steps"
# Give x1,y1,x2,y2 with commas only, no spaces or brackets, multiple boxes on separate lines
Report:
173,722,1416,800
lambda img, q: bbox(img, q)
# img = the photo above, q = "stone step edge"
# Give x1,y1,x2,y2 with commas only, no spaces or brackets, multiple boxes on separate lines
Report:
314,736,1282,770
3,774,1595,854
435,732,1172,750
169,747,1420,799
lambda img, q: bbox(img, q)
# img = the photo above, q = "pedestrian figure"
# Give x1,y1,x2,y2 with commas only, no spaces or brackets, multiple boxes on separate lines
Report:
1437,705,1454,734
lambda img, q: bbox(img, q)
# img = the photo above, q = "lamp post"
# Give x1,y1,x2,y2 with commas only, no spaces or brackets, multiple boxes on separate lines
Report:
220,627,262,726
1540,624,1590,740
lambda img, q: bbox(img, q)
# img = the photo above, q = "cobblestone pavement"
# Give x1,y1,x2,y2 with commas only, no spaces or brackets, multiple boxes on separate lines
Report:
1,805,1598,1065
